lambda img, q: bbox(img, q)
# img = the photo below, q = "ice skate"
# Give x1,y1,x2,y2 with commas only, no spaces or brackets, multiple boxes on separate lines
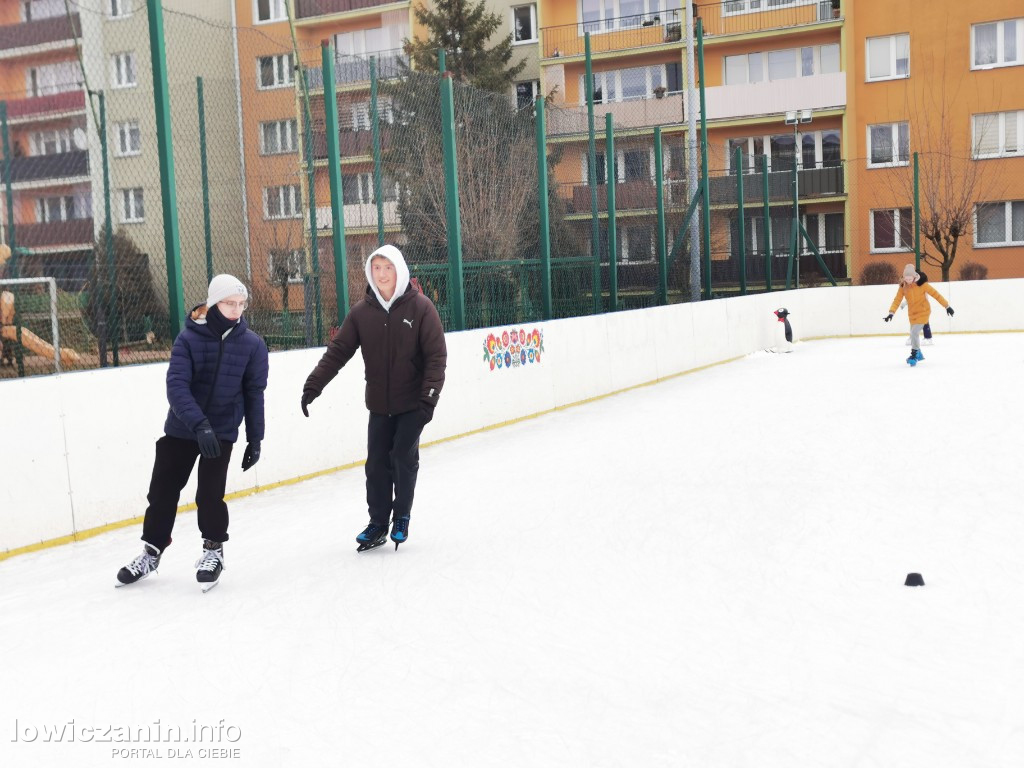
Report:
116,543,162,587
356,522,388,552
391,517,410,550
195,539,224,592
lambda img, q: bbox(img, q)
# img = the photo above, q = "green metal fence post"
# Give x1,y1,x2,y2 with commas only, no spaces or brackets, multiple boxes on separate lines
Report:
913,151,921,271
585,33,601,314
697,18,712,300
0,100,24,377
96,90,118,366
146,0,184,336
440,71,465,330
762,154,772,291
605,114,617,312
654,127,668,305
370,56,385,247
787,162,797,289
535,97,552,320
735,146,746,296
322,41,350,321
301,70,323,345
197,77,214,285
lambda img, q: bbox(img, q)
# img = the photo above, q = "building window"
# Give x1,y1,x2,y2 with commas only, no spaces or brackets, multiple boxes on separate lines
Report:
802,212,844,253
109,0,132,19
866,34,910,81
258,55,293,89
111,52,137,88
619,225,653,263
867,122,909,167
581,0,668,32
972,19,1022,69
36,195,80,223
264,184,301,218
259,119,297,154
975,201,1024,247
121,188,144,223
255,0,286,23
115,121,141,156
972,111,1023,158
515,80,540,109
341,174,398,205
513,5,537,43
724,43,839,85
584,62,681,105
28,129,71,156
25,61,81,97
870,208,912,252
269,249,305,283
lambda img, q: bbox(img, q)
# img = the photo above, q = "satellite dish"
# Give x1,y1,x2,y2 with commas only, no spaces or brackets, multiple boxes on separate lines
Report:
72,128,87,150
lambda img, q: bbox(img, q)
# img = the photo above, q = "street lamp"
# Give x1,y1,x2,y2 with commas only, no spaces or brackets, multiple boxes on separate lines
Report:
784,109,812,288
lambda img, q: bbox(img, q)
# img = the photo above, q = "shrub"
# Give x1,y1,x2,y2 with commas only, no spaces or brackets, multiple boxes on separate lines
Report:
958,261,988,281
858,261,899,286
85,227,162,343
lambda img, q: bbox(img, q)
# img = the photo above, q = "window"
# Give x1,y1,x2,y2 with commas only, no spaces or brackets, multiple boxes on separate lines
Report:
264,184,300,218
25,61,81,97
620,225,653,263
581,0,668,33
972,19,1022,68
728,130,840,172
724,43,839,85
255,0,286,23
870,208,912,252
973,111,1023,158
28,129,71,156
269,249,305,284
115,121,140,156
585,62,681,104
975,201,1024,247
334,22,404,58
867,122,909,167
121,188,144,223
515,80,540,109
260,119,297,154
36,195,77,223
513,5,536,43
802,212,844,253
258,55,293,89
342,174,398,205
111,52,137,88
109,0,132,18
866,34,910,81
21,0,63,21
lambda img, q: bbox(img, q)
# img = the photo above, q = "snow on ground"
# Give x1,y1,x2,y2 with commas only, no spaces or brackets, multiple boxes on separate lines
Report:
2,333,1022,768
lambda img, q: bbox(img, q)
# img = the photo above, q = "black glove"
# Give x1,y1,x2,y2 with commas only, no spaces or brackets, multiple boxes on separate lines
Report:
420,400,435,424
946,306,955,316
241,441,261,471
883,313,893,322
195,419,221,459
301,389,319,418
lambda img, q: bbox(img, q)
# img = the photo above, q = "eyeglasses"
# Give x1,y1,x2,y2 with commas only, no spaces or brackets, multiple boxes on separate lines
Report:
219,300,248,310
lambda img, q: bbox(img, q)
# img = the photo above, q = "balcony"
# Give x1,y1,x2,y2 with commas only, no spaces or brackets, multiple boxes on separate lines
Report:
567,178,689,214
315,201,400,230
309,127,391,160
709,162,845,205
710,249,848,284
4,89,86,123
296,0,407,20
704,71,845,121
0,13,80,54
1,150,89,185
697,0,841,38
15,217,94,249
304,50,408,90
547,93,686,138
541,10,682,59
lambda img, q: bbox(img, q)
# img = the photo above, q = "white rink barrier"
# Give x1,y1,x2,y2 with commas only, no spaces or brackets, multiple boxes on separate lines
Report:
3,279,1022,555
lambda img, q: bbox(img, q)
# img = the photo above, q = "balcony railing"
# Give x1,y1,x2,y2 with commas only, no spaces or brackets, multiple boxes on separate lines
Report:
541,10,682,59
5,89,85,122
547,93,686,137
566,178,689,214
16,217,94,249
0,150,89,185
304,50,408,89
296,0,404,20
315,201,400,230
309,126,391,160
711,249,848,283
709,162,845,204
0,13,80,52
697,0,841,37
704,72,845,121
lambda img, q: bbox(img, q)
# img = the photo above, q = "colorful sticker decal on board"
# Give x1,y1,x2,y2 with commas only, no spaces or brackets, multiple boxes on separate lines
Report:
483,328,544,371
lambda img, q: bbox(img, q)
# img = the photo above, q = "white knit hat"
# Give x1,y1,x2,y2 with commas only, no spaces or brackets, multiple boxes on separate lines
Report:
206,274,248,307
902,264,918,279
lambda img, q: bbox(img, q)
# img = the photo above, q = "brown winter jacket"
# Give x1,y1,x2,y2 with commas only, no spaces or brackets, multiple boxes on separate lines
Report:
303,283,446,415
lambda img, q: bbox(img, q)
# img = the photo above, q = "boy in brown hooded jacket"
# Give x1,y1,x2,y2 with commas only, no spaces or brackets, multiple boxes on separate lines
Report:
300,245,447,550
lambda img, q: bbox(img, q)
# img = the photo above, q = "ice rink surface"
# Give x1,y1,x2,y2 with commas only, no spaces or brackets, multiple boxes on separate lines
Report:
2,333,1022,768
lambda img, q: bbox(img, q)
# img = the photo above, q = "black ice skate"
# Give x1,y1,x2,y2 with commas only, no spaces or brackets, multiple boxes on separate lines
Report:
195,539,224,592
356,522,388,552
116,543,163,587
391,517,410,550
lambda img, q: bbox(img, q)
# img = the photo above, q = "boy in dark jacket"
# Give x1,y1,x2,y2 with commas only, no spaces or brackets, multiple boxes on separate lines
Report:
301,244,446,551
116,274,269,590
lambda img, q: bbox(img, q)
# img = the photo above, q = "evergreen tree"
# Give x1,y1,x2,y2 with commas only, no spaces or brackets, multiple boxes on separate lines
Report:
403,0,526,92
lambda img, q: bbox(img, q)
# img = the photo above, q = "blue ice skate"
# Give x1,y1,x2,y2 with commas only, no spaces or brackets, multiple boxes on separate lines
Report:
906,348,924,366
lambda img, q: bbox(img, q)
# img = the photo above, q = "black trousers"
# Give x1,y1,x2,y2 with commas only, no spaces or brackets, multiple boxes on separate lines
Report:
365,411,424,526
141,435,233,549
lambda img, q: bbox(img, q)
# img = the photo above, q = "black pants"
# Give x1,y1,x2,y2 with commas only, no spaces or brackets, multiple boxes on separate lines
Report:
365,411,424,526
141,435,233,549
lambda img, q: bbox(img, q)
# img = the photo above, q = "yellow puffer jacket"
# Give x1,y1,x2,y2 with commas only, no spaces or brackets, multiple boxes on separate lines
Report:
889,282,948,324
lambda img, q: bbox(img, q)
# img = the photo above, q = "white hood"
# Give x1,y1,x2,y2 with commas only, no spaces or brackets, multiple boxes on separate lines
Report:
365,244,410,312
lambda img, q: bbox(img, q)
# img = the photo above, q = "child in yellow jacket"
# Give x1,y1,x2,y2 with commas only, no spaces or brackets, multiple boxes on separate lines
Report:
884,264,954,366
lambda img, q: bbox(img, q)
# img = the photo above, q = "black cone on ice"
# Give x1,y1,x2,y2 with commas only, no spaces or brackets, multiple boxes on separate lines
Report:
904,572,925,587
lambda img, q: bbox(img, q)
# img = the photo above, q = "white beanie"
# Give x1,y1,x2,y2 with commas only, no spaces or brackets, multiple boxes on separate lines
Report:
206,274,248,307
902,264,918,280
